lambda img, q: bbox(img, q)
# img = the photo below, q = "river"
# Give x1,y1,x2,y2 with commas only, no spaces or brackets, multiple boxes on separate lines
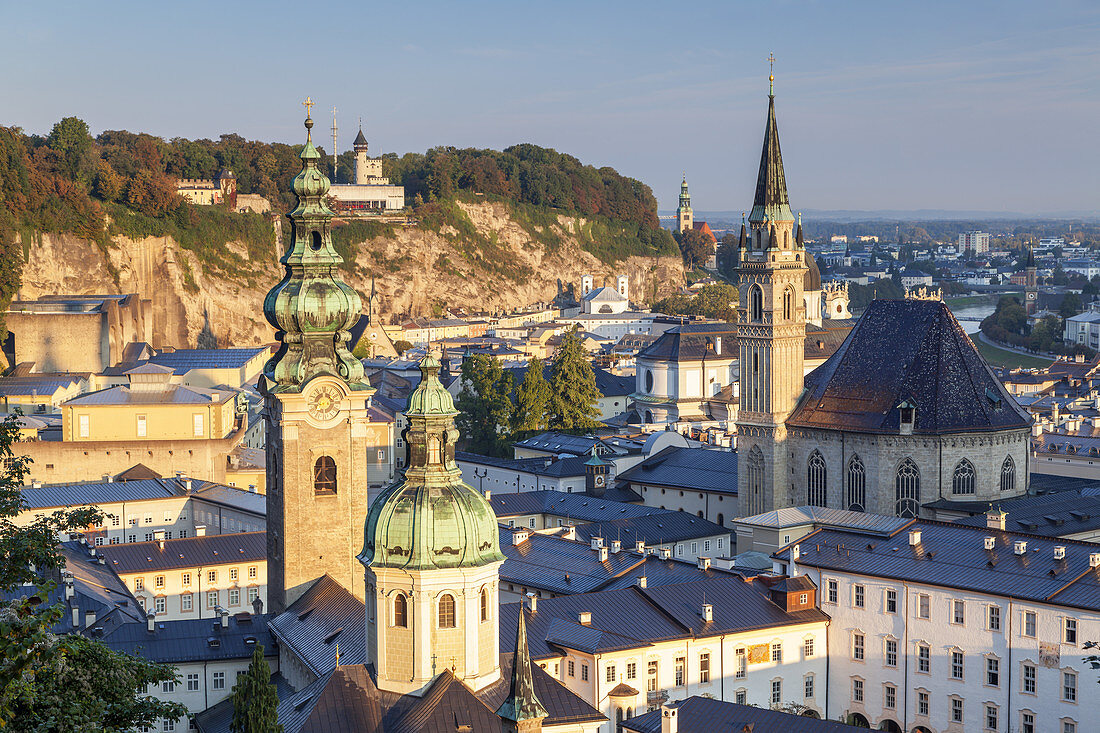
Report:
948,302,996,334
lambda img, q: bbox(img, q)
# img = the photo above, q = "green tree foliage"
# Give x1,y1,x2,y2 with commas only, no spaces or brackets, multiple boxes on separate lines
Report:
230,645,283,733
6,635,186,732
1029,315,1061,352
979,295,1093,357
392,340,413,356
674,228,713,269
846,279,904,311
46,117,94,184
0,414,185,727
547,329,602,433
512,357,551,437
455,355,515,457
654,283,738,322
1060,293,1083,319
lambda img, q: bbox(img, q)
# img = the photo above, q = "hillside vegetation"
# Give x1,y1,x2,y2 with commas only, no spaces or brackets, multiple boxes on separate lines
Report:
0,118,677,337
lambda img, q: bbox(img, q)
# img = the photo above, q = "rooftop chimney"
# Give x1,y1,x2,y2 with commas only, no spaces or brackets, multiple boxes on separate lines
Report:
1054,545,1066,560
697,557,712,571
62,572,74,601
635,540,646,554
987,509,1007,531
195,525,207,537
597,546,609,562
484,490,491,501
1014,541,1028,556
154,529,166,550
1091,553,1100,568
146,611,155,633
562,525,576,541
217,607,230,628
71,605,80,628
661,703,678,733
84,610,96,627
701,602,713,622
526,592,538,613
610,539,621,554
591,537,604,550
578,611,592,625
908,529,922,546
637,576,647,588
512,530,530,546
659,547,671,560
984,536,996,550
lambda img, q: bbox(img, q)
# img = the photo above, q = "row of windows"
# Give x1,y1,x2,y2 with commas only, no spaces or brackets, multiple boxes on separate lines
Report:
77,412,208,439
852,678,1078,731
137,587,260,614
801,452,1017,514
133,566,258,591
390,588,492,628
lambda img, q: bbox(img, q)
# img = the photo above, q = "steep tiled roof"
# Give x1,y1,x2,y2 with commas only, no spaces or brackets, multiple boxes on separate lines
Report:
636,324,737,362
789,299,1031,434
571,512,729,546
100,612,273,664
737,505,912,535
97,531,265,573
268,575,366,677
616,446,737,495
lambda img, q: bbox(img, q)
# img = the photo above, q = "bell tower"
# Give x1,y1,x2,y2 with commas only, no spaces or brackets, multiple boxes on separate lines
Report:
262,100,377,613
1024,246,1038,314
735,77,807,515
676,175,693,233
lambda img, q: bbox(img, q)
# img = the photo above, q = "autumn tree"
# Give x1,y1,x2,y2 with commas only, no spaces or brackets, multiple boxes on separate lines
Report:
46,117,93,184
455,355,515,456
512,357,551,438
675,228,714,269
230,645,283,733
547,329,602,433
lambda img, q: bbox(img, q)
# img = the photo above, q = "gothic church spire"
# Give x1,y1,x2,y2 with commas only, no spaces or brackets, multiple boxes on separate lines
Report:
749,92,794,225
497,608,548,730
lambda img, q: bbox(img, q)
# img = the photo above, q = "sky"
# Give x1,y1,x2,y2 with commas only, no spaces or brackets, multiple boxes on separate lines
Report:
3,0,1098,215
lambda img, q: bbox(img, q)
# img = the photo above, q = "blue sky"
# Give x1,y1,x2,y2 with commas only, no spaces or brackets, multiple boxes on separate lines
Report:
4,0,1098,214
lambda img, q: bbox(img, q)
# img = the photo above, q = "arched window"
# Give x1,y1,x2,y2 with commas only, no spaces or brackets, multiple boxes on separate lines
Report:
1001,456,1016,493
784,230,789,248
895,458,920,518
747,446,766,516
717,513,724,526
644,410,653,424
783,288,793,321
438,593,456,628
846,454,866,512
952,459,976,495
644,370,654,393
428,436,442,465
313,456,337,494
480,587,489,622
750,286,763,322
393,593,408,628
807,450,827,507
310,230,323,251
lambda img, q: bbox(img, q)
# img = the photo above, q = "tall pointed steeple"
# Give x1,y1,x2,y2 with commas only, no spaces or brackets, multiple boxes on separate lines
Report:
749,93,794,225
262,106,367,393
497,608,548,732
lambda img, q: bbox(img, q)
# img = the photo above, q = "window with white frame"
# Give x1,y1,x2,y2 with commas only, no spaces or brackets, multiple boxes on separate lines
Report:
154,597,166,614
917,691,929,716
953,599,965,624
885,588,897,614
230,568,238,581
193,413,204,436
162,680,174,693
229,589,240,605
208,570,217,584
854,584,864,608
917,643,930,673
986,657,1000,687
951,650,964,680
1063,721,1076,733
917,593,930,619
852,678,864,703
1022,663,1036,694
1021,711,1035,733
951,697,963,723
770,679,781,705
988,604,1001,631
212,672,224,690
606,664,616,683
674,657,684,686
187,673,199,691
182,594,192,612
207,591,218,608
581,664,588,682
771,642,782,663
78,415,89,438
1063,670,1077,702
247,587,258,604
1065,617,1078,644
827,579,838,604
884,684,896,710
699,653,710,683
853,633,864,661
985,704,998,731
626,662,636,680
155,575,165,589
804,674,814,698
735,689,746,705
803,636,814,658
181,573,191,586
735,648,746,679
884,638,897,667
1023,610,1037,637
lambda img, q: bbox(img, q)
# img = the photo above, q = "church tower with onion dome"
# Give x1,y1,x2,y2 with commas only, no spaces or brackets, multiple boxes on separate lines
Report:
359,353,506,696
261,100,381,614
735,68,809,516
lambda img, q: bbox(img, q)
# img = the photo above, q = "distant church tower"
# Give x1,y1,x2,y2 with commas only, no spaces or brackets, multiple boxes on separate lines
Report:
1024,246,1038,314
676,176,693,233
262,104,377,613
736,79,807,516
353,122,384,184
359,354,506,696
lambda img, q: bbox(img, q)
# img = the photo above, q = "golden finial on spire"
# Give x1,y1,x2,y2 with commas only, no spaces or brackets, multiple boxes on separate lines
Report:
768,53,776,95
302,96,314,119
335,643,341,668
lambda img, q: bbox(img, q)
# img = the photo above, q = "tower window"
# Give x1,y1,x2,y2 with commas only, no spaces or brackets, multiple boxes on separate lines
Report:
807,450,827,507
895,458,920,518
393,593,408,628
480,588,489,622
1001,455,1016,492
783,288,793,321
313,456,337,495
438,593,456,628
428,436,442,464
310,231,323,251
750,286,763,322
952,459,976,495
846,454,866,511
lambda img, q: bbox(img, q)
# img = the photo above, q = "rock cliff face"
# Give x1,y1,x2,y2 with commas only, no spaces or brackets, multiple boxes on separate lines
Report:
15,201,683,349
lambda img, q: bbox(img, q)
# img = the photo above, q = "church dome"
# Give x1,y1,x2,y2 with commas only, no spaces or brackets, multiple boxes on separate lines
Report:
359,355,504,571
804,253,822,291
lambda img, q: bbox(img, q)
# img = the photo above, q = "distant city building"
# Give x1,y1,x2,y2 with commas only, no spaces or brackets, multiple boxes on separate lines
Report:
675,177,718,267
327,124,405,213
958,230,991,253
176,169,270,213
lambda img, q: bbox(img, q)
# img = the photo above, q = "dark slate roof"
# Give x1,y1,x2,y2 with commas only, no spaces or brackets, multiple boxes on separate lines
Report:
616,446,737,495
500,527,648,595
623,696,868,733
148,348,266,374
99,612,273,664
299,666,384,733
636,324,736,362
571,512,730,546
268,575,367,677
193,673,296,733
804,323,852,360
97,531,266,573
513,432,618,457
490,491,659,522
776,519,1100,614
353,128,368,147
952,490,1100,537
788,299,1032,434
500,574,826,661
20,478,176,508
1028,473,1100,493
116,463,162,481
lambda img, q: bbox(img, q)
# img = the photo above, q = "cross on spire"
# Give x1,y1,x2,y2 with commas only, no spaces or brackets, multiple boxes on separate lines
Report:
768,53,776,95
302,96,314,119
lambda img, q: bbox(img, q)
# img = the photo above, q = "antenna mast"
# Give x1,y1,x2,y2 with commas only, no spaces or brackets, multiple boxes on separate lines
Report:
331,106,338,182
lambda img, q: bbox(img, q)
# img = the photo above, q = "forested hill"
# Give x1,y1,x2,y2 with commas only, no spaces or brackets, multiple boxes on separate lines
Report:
0,118,680,343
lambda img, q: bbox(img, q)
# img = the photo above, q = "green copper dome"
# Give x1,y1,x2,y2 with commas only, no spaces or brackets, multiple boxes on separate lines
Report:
359,355,504,571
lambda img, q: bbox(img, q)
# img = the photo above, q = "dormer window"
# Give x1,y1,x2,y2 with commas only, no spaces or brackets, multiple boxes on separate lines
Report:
898,400,916,434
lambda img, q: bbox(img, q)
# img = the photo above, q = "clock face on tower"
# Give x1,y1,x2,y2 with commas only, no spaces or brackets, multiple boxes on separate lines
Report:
1026,291,1036,300
307,384,342,421
594,474,606,487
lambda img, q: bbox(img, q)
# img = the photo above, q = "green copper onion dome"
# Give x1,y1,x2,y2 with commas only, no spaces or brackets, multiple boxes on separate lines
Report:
358,355,504,571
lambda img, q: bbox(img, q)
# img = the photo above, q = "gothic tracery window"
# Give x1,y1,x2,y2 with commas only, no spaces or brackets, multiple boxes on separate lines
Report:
846,454,866,512
895,458,920,518
750,286,764,322
952,459,976,495
313,455,337,495
438,593,456,628
783,287,793,321
807,450,827,507
1000,456,1016,493
747,446,766,516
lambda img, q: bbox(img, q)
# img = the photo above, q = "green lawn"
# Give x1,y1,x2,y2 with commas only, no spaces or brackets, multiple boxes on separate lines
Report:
945,292,1020,308
973,337,1053,369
